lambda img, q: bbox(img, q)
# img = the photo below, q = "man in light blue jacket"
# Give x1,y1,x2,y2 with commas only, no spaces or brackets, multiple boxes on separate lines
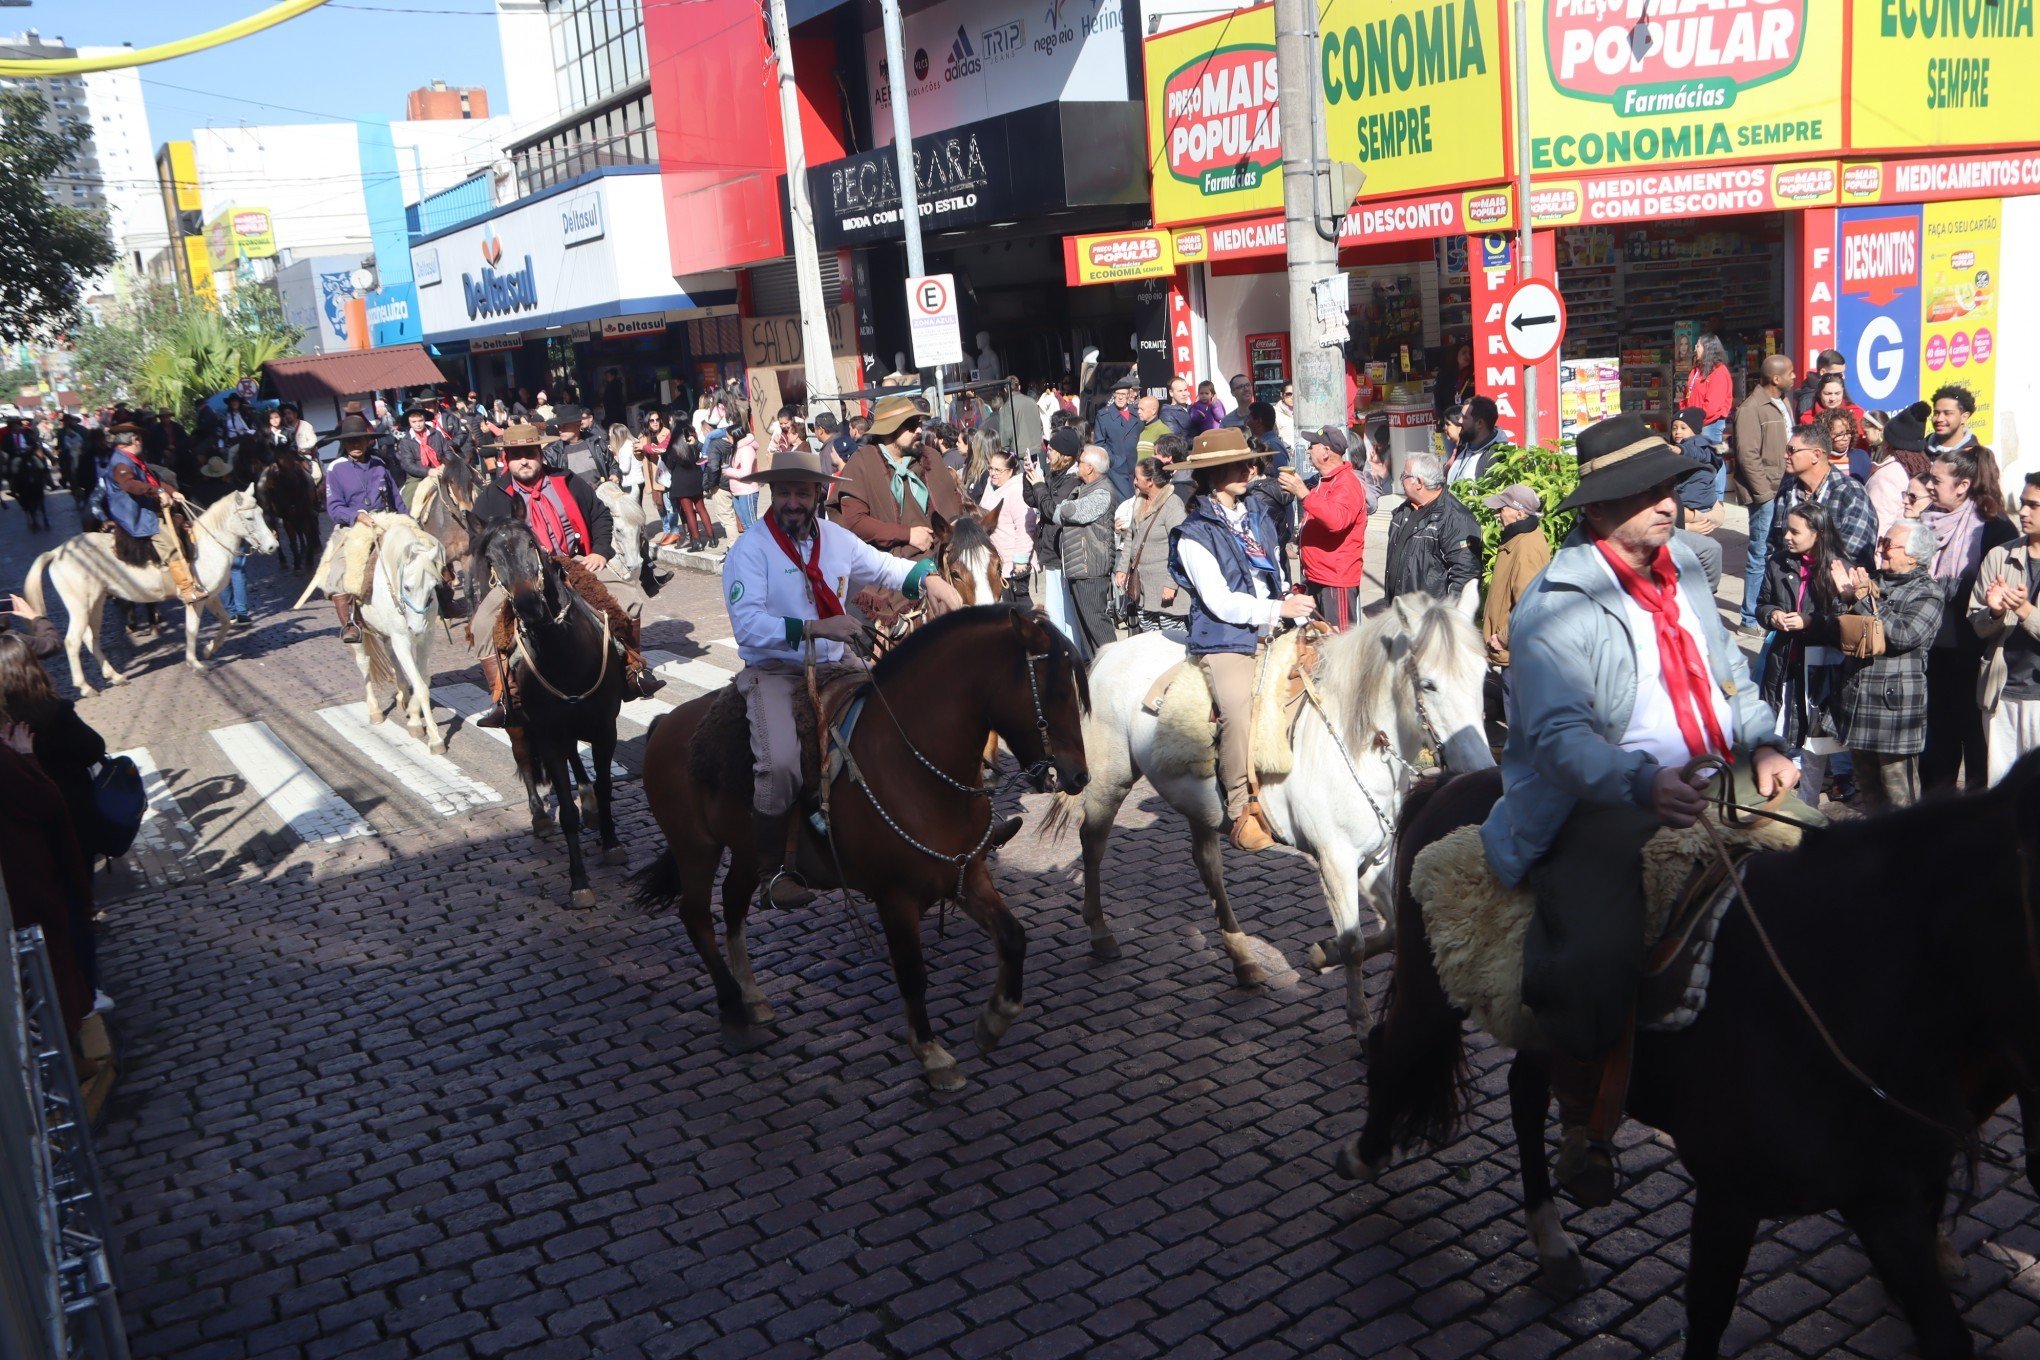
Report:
1481,412,1807,1207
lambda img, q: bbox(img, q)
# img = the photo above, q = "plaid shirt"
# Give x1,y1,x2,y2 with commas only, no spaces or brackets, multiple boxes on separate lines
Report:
1831,566,1944,755
1773,467,1879,568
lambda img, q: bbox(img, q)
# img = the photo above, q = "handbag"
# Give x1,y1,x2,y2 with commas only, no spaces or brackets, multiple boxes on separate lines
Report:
1836,592,1886,660
91,753,146,857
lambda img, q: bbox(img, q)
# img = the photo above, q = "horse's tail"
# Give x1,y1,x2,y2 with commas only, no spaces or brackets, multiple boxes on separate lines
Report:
360,625,399,693
21,548,53,618
630,849,682,912
1033,789,1083,845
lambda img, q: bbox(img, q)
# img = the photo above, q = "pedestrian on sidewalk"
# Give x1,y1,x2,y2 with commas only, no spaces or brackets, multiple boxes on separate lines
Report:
1921,442,2017,790
1481,483,1551,667
1834,518,1943,811
1732,354,1797,633
1054,446,1119,658
1116,456,1187,631
1279,426,1374,630
1970,470,2040,785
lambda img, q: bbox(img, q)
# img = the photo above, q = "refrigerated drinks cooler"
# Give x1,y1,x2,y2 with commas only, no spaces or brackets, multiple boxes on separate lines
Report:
1246,333,1290,405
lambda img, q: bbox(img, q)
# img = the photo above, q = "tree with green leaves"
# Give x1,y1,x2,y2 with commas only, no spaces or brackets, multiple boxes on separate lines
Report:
70,282,301,419
0,88,117,345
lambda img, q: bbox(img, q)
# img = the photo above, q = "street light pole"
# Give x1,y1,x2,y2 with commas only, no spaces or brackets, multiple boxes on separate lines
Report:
877,0,942,413
1513,0,1540,448
1274,0,1342,436
765,0,840,413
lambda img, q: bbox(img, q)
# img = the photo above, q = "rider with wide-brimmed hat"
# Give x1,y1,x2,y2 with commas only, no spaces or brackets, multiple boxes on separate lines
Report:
393,400,454,495
103,421,206,603
724,439,965,907
322,407,410,642
1168,428,1317,852
1481,411,1812,1205
831,394,964,562
467,420,662,727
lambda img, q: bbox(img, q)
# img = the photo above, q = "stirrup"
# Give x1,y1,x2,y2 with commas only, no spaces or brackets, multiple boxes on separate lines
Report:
1555,1128,1618,1208
1229,802,1277,852
763,868,813,909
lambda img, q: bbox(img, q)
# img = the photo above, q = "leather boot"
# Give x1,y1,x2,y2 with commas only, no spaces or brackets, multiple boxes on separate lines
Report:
332,593,362,644
625,648,666,699
1550,1017,1636,1209
437,577,472,620
476,653,519,728
167,555,204,604
754,809,813,908
1229,798,1277,852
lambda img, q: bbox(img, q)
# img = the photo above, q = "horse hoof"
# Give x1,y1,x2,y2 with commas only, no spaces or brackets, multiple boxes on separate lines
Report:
602,846,629,866
428,739,446,755
720,1015,773,1053
1536,1250,1588,1298
569,887,596,910
532,816,556,840
1308,941,1335,971
1090,934,1122,961
1935,1232,1970,1282
744,999,776,1026
1369,920,1398,955
925,1063,967,1093
188,660,210,674
1335,1138,1386,1182
974,1004,1021,1055
369,709,385,725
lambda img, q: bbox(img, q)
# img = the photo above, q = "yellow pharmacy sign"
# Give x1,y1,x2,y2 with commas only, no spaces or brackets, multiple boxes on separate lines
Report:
1318,0,1511,197
1145,5,1286,227
1524,0,1844,174
1850,0,2040,153
1919,199,2000,444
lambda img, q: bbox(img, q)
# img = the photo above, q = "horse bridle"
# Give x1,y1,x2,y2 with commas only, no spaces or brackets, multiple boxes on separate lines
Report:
1019,648,1057,788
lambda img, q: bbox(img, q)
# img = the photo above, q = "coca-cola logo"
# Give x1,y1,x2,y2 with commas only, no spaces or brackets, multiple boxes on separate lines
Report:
1465,191,1510,225
1161,44,1280,195
1546,0,1806,114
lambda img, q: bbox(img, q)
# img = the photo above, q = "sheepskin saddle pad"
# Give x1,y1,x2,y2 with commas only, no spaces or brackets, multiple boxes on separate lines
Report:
1409,815,1803,1051
690,664,870,801
1142,626,1322,781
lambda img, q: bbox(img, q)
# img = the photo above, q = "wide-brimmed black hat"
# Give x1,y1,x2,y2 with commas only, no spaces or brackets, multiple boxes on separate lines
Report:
1881,400,1931,454
337,411,376,444
1556,412,1698,512
553,403,586,427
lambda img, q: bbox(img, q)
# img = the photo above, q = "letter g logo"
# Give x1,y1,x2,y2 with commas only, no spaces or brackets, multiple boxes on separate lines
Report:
1856,316,1904,402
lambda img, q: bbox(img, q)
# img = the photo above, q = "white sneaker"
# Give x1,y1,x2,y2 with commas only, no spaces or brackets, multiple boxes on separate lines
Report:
92,990,115,1014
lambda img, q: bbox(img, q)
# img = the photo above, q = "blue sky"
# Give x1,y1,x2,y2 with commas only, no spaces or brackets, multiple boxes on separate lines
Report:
52,1,508,145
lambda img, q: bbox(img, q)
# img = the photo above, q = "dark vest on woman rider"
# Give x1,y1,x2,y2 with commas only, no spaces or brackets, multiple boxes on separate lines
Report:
1168,498,1283,657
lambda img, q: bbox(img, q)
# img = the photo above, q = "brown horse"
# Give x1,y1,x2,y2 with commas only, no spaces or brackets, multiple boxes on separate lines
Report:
930,503,1005,604
634,604,1090,1090
255,452,320,571
412,452,482,602
1341,754,2040,1359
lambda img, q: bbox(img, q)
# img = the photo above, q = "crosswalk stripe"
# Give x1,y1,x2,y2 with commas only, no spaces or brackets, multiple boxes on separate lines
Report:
654,656,735,692
315,704,503,817
436,682,631,780
208,720,375,845
116,746,197,855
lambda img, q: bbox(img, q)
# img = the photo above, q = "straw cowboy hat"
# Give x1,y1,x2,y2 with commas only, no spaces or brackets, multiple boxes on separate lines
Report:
750,444,845,486
866,394,927,440
199,455,233,478
498,421,546,449
1556,411,1701,512
1178,427,1263,470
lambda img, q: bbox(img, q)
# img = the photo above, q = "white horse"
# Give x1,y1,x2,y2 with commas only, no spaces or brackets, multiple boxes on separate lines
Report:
24,490,280,696
1058,594,1494,1036
594,479,649,579
350,514,449,752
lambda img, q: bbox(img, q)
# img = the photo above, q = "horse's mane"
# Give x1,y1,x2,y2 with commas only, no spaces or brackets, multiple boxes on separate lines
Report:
1313,595,1484,742
947,511,995,565
872,602,1090,710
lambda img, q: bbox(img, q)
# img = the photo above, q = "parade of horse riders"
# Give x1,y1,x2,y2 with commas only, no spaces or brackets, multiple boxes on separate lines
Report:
10,3,2040,1355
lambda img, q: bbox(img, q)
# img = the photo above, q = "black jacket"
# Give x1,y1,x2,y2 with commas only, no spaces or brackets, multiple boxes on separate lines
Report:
472,471,613,560
1024,469,1079,570
545,435,618,485
1384,490,1482,603
32,701,106,862
393,429,454,480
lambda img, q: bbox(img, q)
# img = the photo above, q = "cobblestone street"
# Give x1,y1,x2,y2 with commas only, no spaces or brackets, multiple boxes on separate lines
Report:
12,493,2036,1359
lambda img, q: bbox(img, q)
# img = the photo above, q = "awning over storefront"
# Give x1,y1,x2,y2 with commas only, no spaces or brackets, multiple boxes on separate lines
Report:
261,344,447,405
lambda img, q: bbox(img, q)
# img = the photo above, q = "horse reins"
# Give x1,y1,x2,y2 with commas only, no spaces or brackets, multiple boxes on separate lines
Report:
1683,754,2008,1162
510,570,613,703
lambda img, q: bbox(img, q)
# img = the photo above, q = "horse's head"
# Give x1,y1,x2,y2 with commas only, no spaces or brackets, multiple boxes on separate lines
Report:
995,607,1089,794
479,520,559,629
1346,595,1493,777
223,489,280,556
933,505,1007,605
390,525,448,630
440,452,480,513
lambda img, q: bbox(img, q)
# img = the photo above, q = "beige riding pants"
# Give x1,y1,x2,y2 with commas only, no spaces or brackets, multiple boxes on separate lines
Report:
1198,651,1257,821
470,585,507,655
741,661,805,815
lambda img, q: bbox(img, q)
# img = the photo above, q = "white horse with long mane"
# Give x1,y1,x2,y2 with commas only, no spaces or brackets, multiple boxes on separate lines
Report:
346,513,450,752
1052,594,1493,1035
23,490,280,695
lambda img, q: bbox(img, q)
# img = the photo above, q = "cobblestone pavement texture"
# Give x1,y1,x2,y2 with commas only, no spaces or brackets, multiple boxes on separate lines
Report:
6,489,2035,1359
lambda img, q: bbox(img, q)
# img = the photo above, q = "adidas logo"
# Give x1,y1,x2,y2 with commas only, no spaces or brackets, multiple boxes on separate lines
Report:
945,24,980,79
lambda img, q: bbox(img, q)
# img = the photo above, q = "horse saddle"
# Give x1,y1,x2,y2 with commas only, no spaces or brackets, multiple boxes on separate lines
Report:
1141,623,1331,782
1407,814,1805,1052
689,664,872,805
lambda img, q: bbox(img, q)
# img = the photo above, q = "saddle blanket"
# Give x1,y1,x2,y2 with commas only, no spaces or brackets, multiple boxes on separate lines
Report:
690,664,869,802
1142,626,1319,781
1409,815,1802,1051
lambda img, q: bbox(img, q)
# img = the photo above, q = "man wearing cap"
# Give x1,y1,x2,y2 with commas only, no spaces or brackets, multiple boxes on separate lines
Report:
545,404,617,485
465,421,660,724
1094,378,1143,499
724,441,965,907
831,395,964,604
1479,483,1551,666
1169,429,1317,851
322,410,411,642
1278,426,1376,631
1481,412,1804,1205
103,423,206,604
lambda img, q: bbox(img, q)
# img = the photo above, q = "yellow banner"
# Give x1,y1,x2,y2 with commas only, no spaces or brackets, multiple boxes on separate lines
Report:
1851,0,2040,152
1145,6,1286,227
1318,0,1510,196
1067,230,1178,285
1920,198,2000,443
1524,0,1844,173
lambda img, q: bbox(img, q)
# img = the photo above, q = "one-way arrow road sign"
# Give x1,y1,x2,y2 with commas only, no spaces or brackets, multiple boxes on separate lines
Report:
1501,278,1566,364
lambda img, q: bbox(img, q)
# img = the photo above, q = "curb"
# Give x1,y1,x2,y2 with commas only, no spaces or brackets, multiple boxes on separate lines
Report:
655,543,726,577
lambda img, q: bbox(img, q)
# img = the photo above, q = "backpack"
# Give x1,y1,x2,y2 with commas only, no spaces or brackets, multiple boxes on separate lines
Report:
91,754,146,858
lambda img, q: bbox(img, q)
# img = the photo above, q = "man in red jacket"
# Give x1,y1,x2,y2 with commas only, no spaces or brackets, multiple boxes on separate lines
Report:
1278,426,1377,629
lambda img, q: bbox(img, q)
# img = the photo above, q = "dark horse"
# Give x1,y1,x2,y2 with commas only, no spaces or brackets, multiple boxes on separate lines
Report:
634,605,1091,1090
1342,753,2040,1358
255,451,320,571
413,451,484,604
473,519,627,908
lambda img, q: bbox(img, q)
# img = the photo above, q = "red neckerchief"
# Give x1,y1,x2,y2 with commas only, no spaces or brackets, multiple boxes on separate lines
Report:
1594,538,1730,760
764,512,843,619
511,475,590,556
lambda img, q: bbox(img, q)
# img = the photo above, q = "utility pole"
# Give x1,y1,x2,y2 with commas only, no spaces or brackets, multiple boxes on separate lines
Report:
766,0,839,413
879,0,941,413
1513,0,1540,447
1274,0,1343,437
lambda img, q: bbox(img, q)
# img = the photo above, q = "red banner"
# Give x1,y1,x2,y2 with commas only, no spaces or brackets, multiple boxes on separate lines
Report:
1470,231,1560,447
1844,151,2040,205
1799,207,1838,377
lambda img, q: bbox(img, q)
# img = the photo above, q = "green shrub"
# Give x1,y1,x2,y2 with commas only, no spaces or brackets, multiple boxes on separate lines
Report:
1462,443,1580,583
